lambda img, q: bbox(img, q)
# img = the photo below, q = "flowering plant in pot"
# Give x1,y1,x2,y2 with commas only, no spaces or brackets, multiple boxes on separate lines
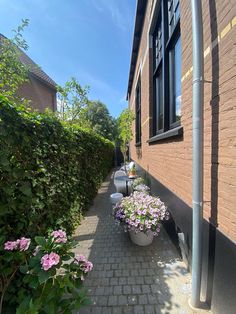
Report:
133,183,150,194
131,177,146,188
128,162,136,178
113,191,169,246
0,230,93,313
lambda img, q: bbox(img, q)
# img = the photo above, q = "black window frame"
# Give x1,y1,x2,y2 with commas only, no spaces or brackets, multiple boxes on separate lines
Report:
152,13,164,135
135,78,141,146
149,0,182,143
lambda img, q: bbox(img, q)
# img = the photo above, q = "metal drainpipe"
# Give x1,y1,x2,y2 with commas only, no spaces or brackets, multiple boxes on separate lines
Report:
191,0,204,308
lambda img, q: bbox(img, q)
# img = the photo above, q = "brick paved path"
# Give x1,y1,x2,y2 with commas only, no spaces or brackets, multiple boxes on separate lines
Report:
74,172,210,314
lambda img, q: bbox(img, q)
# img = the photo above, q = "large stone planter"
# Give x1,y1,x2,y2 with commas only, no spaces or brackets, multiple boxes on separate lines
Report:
129,230,154,246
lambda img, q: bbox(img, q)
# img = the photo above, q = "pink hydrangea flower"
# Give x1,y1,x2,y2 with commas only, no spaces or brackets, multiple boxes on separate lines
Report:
74,254,87,264
4,237,31,251
82,261,93,273
17,237,31,251
51,230,67,243
4,241,18,251
41,252,60,271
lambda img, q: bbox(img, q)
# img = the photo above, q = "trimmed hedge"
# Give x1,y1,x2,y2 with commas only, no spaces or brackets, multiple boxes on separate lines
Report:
0,96,114,239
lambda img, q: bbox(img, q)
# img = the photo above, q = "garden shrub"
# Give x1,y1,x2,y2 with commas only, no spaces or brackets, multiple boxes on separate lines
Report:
0,230,93,313
0,95,114,240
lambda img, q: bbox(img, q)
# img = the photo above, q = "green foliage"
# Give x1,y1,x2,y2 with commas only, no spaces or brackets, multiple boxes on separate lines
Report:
0,19,30,106
57,77,90,121
57,79,117,141
117,108,135,162
0,95,114,240
80,100,118,141
0,231,92,313
132,177,146,189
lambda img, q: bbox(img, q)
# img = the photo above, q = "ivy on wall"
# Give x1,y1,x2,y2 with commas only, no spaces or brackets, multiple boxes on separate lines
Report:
0,96,114,239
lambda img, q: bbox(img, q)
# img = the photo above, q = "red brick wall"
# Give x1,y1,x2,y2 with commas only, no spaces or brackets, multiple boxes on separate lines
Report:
19,75,56,112
128,0,236,242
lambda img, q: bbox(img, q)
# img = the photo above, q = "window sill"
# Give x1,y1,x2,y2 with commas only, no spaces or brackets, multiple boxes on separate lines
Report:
147,126,183,144
135,142,142,147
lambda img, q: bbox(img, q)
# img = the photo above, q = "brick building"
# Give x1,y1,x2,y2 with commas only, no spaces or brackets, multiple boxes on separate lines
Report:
0,34,57,112
127,1,236,313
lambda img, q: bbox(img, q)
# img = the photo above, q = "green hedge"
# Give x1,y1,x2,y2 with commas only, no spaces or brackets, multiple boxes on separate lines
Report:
0,96,114,239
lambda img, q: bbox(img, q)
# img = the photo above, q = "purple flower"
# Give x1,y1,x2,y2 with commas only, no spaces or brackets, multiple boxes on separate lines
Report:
82,261,93,273
4,241,18,251
113,190,168,236
17,237,31,251
134,184,150,193
4,237,31,251
51,230,67,243
74,255,93,274
74,254,87,264
41,252,60,271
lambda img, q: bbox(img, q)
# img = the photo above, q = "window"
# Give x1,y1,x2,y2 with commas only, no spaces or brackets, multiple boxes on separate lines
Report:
168,0,180,37
150,0,182,140
153,17,164,134
135,79,141,145
169,37,182,126
153,68,163,133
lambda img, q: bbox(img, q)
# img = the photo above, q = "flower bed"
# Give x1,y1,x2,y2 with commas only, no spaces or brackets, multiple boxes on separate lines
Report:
114,191,169,236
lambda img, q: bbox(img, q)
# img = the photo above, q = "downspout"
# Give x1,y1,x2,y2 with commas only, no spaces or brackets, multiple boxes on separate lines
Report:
191,0,204,308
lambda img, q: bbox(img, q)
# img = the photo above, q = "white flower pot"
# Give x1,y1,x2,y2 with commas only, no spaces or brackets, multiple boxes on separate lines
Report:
129,230,154,246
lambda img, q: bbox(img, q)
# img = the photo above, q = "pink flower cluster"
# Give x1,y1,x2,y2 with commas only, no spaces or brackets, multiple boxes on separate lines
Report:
4,237,31,251
74,254,87,263
74,254,93,274
41,252,60,271
51,229,67,243
82,261,93,273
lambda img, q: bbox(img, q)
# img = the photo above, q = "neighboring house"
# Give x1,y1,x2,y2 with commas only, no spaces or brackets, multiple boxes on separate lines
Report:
0,34,57,112
127,1,235,314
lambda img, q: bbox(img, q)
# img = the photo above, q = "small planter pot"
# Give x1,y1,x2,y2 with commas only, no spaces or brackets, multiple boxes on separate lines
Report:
129,230,154,246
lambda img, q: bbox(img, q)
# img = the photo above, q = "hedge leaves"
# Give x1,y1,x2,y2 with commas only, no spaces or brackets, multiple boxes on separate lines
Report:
0,96,114,239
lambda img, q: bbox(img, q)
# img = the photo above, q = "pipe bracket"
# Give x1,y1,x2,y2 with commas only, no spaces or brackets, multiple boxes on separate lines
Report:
192,201,203,206
193,77,203,83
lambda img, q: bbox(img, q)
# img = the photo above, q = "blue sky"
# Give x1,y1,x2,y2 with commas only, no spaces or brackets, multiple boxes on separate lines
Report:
0,0,136,117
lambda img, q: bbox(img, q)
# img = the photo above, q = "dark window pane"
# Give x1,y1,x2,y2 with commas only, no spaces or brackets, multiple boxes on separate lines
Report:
155,69,163,132
168,0,179,37
153,18,162,69
135,81,141,143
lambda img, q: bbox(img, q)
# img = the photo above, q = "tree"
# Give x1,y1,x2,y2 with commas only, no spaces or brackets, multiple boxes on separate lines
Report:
80,100,117,141
57,77,90,121
117,108,135,164
0,19,30,106
57,81,117,141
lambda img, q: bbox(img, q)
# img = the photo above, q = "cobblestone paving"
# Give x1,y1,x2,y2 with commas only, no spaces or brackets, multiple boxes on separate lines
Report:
74,172,211,314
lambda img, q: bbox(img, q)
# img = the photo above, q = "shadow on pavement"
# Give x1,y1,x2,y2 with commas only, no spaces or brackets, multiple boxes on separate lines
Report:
73,171,209,314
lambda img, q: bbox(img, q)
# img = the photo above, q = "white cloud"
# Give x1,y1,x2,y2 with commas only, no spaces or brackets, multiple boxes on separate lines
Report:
91,0,130,31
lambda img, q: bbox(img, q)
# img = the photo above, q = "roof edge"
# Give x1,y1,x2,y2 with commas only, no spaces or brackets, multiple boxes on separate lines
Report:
126,0,148,100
